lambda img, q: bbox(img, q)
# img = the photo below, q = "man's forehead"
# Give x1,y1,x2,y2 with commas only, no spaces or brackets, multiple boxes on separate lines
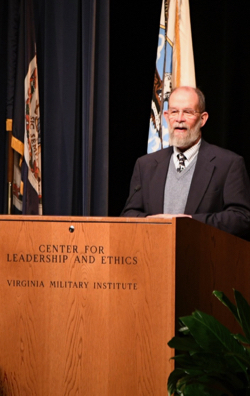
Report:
169,88,199,106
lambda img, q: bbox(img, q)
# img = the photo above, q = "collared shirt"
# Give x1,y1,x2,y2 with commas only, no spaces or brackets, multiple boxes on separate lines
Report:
173,138,201,170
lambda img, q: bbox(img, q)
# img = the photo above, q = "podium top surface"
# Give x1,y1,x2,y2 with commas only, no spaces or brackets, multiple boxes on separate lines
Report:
0,215,174,225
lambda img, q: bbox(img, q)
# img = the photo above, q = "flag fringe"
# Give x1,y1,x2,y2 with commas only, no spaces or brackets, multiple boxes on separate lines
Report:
6,119,13,132
11,135,24,157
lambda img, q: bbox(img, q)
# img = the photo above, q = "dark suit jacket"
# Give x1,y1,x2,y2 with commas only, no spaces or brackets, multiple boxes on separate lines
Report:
122,139,250,240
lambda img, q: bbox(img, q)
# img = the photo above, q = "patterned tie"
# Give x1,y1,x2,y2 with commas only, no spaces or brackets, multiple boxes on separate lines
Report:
177,153,186,173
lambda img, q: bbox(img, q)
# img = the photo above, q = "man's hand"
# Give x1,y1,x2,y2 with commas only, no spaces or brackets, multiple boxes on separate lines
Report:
147,214,192,219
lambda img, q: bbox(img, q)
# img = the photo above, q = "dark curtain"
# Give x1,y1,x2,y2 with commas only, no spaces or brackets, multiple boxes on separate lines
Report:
1,0,109,216
37,0,109,215
0,1,8,213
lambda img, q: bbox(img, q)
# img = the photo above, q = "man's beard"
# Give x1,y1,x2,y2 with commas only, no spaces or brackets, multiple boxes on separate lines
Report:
169,119,201,149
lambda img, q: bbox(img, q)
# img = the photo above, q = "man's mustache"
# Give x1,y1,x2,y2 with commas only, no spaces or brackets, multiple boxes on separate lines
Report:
172,122,188,130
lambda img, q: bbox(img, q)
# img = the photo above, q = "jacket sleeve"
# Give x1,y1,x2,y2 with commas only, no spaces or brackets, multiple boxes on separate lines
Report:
120,159,148,217
192,156,250,240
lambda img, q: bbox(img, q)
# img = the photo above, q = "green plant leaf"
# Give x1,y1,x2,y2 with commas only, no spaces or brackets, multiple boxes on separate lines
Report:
176,383,223,396
178,325,191,336
172,354,198,370
167,368,186,395
172,350,239,374
181,311,247,357
178,369,245,395
167,357,247,395
179,310,250,378
234,333,250,345
234,290,250,343
175,371,234,394
167,291,250,396
168,335,201,352
188,351,234,372
213,290,240,323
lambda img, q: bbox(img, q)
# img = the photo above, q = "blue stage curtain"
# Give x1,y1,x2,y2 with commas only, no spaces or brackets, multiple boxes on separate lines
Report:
37,0,109,215
2,0,109,216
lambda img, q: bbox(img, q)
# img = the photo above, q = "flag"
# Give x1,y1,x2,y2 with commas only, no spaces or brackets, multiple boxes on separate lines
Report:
147,0,196,153
6,0,42,214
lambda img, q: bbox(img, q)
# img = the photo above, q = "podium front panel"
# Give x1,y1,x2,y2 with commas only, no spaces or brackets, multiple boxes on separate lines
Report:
0,216,175,396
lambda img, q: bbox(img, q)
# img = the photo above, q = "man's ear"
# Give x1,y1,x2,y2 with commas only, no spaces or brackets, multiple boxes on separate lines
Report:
200,111,209,127
163,110,169,123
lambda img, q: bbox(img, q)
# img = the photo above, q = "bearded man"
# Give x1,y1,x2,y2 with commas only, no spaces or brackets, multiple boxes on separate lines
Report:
121,86,250,240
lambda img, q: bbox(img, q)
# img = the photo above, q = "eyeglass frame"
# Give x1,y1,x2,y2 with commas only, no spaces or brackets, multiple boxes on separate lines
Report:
167,108,203,119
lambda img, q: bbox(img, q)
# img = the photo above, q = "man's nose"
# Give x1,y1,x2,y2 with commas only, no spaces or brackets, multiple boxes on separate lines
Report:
176,110,185,121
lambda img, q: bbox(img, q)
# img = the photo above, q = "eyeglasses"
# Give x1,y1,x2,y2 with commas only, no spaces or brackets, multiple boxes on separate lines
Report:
168,108,202,119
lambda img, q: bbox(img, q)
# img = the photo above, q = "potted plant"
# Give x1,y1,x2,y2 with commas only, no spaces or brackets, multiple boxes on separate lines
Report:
167,290,250,395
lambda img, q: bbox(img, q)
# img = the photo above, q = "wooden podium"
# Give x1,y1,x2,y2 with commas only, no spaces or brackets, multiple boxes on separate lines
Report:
0,215,249,395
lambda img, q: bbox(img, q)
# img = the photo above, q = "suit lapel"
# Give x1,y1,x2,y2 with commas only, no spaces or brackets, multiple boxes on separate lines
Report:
185,140,216,214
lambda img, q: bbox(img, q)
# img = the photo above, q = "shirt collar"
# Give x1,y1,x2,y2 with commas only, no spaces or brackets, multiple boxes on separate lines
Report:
173,138,201,162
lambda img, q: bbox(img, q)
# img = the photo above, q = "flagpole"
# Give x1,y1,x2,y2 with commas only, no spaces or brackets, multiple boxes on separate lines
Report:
6,120,13,214
159,0,170,149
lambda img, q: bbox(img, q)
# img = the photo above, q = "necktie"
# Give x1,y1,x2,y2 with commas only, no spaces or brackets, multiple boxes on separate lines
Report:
177,153,186,173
